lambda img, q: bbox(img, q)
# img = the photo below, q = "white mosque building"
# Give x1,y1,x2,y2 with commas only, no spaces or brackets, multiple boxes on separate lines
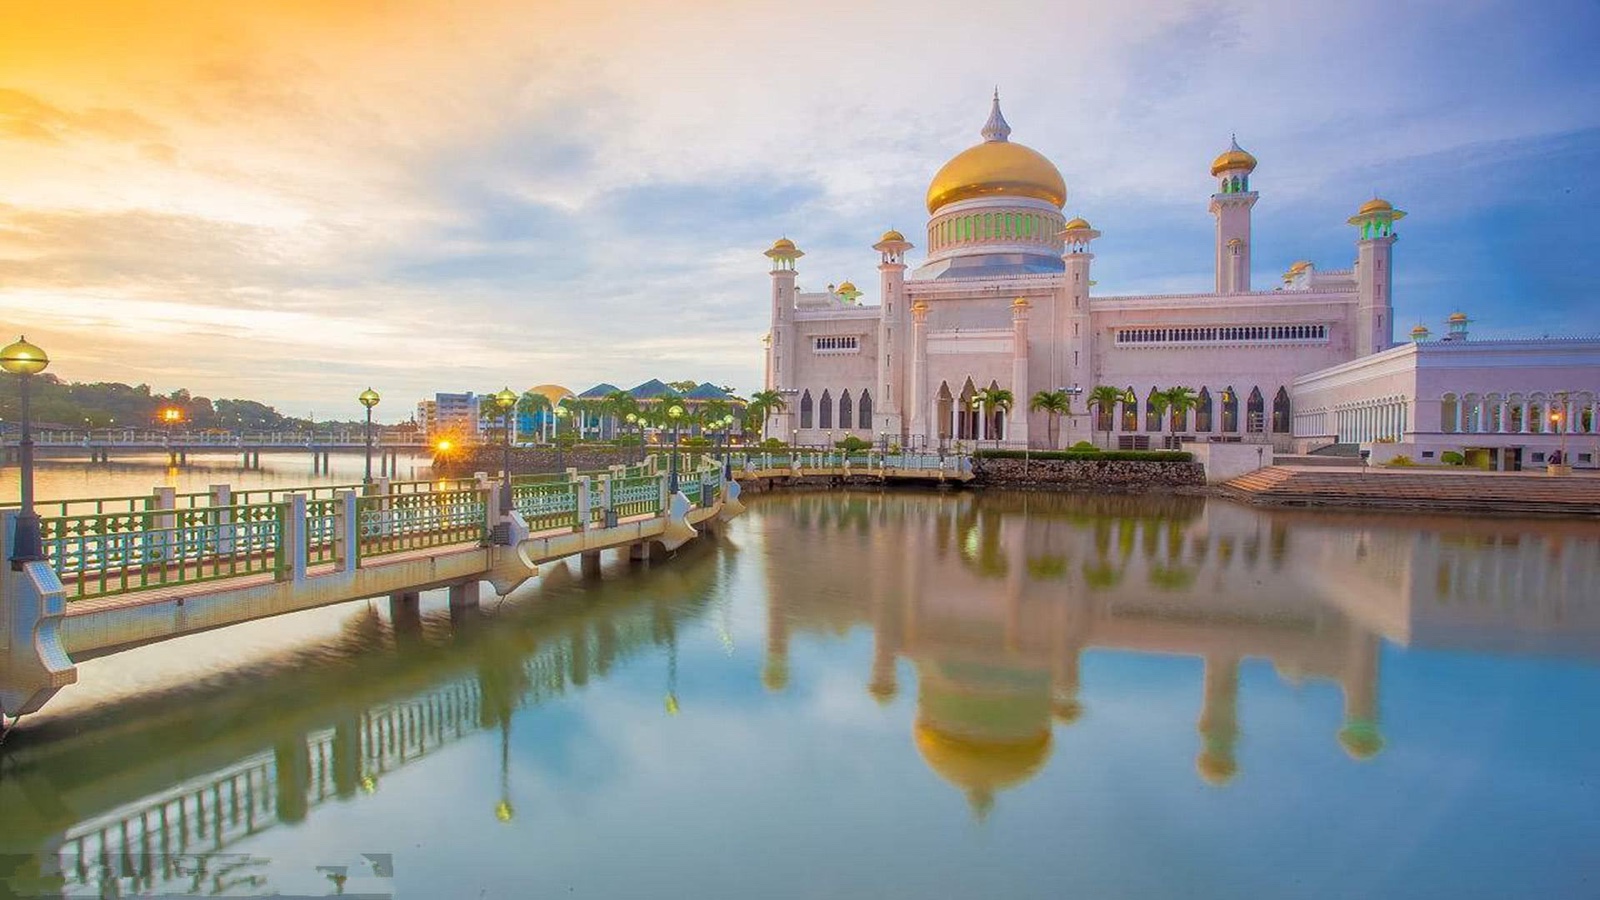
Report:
761,94,1600,470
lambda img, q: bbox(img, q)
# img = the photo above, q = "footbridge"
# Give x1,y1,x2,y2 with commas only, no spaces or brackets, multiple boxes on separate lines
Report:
1,456,746,719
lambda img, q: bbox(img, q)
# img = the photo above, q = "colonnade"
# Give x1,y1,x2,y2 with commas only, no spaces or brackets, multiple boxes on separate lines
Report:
1328,397,1409,443
1441,391,1599,435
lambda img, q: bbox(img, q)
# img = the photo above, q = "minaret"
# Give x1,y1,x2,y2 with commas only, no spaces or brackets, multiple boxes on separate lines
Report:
1010,298,1031,446
764,238,803,436
874,229,914,441
1059,217,1100,443
1348,198,1405,357
1208,136,1258,294
909,301,930,444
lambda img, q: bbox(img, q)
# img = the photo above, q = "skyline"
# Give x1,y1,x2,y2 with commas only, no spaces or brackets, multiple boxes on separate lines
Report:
3,0,1598,420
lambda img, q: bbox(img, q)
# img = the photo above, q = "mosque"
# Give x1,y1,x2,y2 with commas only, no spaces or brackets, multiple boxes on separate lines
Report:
762,94,1600,469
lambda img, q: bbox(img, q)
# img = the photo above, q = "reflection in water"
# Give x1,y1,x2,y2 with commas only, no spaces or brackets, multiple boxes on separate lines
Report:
764,492,1599,815
1,490,1596,896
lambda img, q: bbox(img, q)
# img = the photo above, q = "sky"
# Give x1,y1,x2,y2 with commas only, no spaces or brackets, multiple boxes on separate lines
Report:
1,0,1597,420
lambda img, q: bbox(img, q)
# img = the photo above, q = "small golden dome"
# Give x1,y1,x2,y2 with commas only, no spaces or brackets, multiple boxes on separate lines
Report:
837,280,857,293
1410,324,1431,336
1358,198,1394,215
1011,296,1030,308
1447,311,1469,324
527,384,573,407
911,300,930,313
1196,750,1238,786
1289,260,1311,272
1210,137,1257,176
1063,216,1092,231
765,237,803,259
879,229,906,243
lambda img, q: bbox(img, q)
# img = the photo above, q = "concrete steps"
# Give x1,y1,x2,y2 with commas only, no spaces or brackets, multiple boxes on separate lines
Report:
1219,466,1600,516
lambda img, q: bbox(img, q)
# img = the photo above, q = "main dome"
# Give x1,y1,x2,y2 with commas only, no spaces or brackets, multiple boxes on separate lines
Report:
925,94,1066,214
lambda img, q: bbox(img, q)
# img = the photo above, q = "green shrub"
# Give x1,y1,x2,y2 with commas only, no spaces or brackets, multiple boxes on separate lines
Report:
1440,450,1465,466
680,436,713,449
1387,455,1417,467
760,438,788,449
973,449,1194,463
834,435,872,452
1069,441,1099,452
554,432,578,449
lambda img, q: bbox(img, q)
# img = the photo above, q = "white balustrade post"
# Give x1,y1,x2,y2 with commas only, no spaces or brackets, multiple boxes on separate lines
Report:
577,476,593,531
151,486,176,563
210,483,233,555
657,473,670,516
282,494,308,582
335,490,358,572
599,474,614,527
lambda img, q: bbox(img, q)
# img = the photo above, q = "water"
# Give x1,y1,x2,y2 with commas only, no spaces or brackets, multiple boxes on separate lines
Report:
1,468,1598,899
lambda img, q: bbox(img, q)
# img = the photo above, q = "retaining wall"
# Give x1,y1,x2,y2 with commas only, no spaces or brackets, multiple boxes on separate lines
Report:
971,457,1206,491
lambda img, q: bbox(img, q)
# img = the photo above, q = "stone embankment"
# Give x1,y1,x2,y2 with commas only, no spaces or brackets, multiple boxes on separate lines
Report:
971,457,1206,492
1220,466,1600,517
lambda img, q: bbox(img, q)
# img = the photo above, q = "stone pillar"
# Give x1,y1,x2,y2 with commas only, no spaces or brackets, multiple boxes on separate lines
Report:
1010,298,1031,447
909,301,929,444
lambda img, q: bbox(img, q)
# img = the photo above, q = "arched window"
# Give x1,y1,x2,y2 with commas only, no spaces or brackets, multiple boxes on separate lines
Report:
1272,387,1291,433
1195,387,1213,432
858,390,873,429
1440,393,1459,433
1221,386,1239,433
799,390,814,429
838,390,853,431
936,383,954,440
819,389,833,429
1246,387,1265,433
1145,387,1162,432
1121,387,1138,432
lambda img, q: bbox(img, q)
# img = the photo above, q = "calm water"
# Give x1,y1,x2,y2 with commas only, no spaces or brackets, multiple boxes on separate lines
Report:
2,460,1598,898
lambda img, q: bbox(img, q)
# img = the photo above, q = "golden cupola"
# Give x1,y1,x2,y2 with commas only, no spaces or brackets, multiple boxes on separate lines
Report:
925,92,1067,214
1210,136,1258,176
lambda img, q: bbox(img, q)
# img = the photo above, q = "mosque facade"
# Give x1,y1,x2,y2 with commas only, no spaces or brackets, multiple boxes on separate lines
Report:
762,94,1600,468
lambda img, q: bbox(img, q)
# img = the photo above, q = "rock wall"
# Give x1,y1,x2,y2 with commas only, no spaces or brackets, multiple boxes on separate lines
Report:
971,457,1206,491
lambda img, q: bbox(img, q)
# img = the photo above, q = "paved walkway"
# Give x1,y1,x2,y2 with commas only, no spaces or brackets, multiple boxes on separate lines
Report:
1221,465,1600,516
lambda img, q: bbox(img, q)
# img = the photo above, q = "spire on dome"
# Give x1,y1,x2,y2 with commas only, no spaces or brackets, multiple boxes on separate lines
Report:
981,88,1011,143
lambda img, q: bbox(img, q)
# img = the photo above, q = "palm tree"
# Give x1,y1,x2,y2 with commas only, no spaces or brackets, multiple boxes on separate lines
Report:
517,391,551,443
748,389,787,441
1087,385,1124,449
605,390,637,442
1154,386,1200,450
1029,390,1072,449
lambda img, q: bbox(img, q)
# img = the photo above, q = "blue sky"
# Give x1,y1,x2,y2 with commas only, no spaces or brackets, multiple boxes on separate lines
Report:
1,0,1596,416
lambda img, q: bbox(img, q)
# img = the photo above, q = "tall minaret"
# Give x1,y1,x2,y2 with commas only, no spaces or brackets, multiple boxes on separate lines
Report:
1348,198,1405,357
873,229,913,441
1208,136,1258,294
764,237,803,436
1010,298,1031,446
1059,217,1100,444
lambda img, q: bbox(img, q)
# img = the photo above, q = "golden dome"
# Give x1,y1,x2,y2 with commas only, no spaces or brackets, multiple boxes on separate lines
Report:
1011,296,1030,308
879,229,906,243
925,93,1064,214
1289,260,1311,271
1410,324,1431,336
1358,197,1394,215
1210,137,1257,176
1062,216,1092,231
837,280,857,293
765,237,803,259
1447,311,1469,324
527,384,573,407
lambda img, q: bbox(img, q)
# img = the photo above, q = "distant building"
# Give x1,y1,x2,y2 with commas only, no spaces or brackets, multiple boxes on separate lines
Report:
416,392,481,439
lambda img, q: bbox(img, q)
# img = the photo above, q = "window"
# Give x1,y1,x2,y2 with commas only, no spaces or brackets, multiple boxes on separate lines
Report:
812,335,859,353
1221,387,1239,433
800,390,814,429
1121,388,1138,432
1114,324,1327,346
1196,388,1213,432
1272,387,1291,434
1145,387,1162,432
838,391,853,430
858,391,873,429
1247,387,1265,434
819,390,833,429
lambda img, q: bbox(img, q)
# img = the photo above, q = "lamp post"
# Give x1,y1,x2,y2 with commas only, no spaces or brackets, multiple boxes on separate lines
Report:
160,406,184,466
553,404,570,470
358,387,381,485
667,404,685,493
2,336,48,568
494,387,518,513
625,412,639,464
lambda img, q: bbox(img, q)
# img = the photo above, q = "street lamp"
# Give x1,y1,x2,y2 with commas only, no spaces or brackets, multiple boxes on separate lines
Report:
553,404,571,469
667,404,685,493
358,387,381,485
494,387,518,513
2,336,48,567
625,412,639,464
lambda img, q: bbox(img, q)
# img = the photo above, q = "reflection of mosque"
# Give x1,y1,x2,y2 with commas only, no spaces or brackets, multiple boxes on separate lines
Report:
762,493,1600,816
0,549,723,898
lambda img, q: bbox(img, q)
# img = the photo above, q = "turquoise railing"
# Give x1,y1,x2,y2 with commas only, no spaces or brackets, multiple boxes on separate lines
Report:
610,476,662,519
512,481,580,533
355,489,489,561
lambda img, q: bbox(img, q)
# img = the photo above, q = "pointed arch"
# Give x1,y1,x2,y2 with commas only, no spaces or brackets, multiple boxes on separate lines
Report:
1121,386,1138,432
1195,387,1213,432
1272,387,1291,434
1246,387,1265,433
959,378,978,439
838,390,853,431
819,389,834,429
799,390,814,429
936,382,954,441
1145,386,1162,432
1221,386,1239,433
858,390,873,429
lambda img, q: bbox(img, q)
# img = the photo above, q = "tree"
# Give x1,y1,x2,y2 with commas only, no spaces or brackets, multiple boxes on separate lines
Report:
1029,390,1072,449
1087,385,1125,450
1153,386,1200,449
747,389,788,440
518,391,552,442
605,390,638,441
979,389,1015,444
667,380,700,393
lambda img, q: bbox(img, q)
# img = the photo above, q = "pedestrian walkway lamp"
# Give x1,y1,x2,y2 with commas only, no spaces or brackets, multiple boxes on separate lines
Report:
358,387,381,485
625,412,640,464
667,403,685,493
2,336,48,568
494,387,518,513
553,403,570,469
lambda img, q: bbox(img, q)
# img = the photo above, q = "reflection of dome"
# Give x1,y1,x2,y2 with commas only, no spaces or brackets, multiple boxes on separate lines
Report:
1051,698,1083,724
926,94,1065,214
527,384,572,407
914,720,1052,818
868,679,897,705
1338,720,1385,760
1196,750,1238,785
762,658,789,692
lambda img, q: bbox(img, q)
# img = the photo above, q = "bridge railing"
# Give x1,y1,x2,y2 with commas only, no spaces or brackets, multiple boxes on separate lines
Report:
42,502,288,601
610,475,663,519
511,480,581,533
355,488,490,562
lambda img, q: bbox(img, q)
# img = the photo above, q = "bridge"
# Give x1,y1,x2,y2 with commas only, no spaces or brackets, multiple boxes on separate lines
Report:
0,451,970,721
1,428,432,470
